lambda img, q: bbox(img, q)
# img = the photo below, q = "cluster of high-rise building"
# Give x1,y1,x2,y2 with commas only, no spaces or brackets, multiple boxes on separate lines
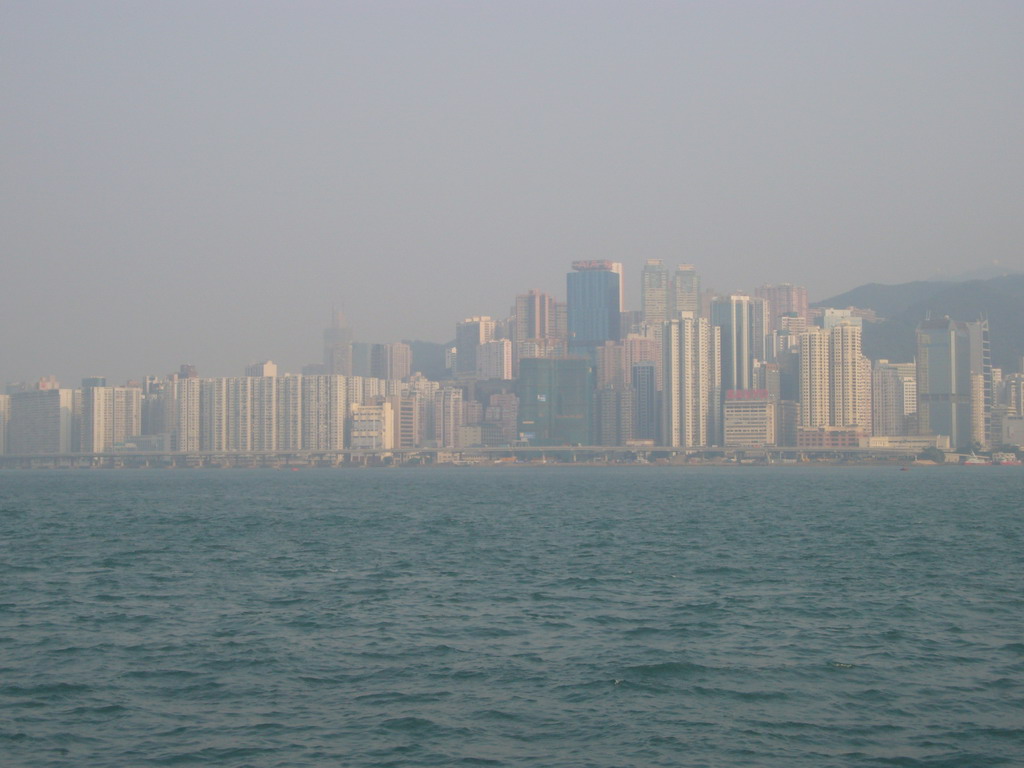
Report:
3,260,1023,457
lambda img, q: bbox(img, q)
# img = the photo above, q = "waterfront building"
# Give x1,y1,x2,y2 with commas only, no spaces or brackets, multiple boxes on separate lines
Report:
250,375,278,451
349,402,394,451
7,388,75,454
81,386,142,453
631,362,658,443
301,375,347,451
916,316,991,449
172,376,201,453
799,323,871,434
225,377,253,452
777,400,800,447
517,357,594,446
277,374,303,451
0,394,8,454
139,376,168,437
200,378,228,452
798,329,830,427
662,316,720,448
387,393,420,449
830,323,872,433
723,389,777,447
457,425,483,448
795,426,866,449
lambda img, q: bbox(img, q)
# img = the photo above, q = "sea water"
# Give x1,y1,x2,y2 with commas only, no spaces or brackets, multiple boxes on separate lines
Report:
1,466,1021,767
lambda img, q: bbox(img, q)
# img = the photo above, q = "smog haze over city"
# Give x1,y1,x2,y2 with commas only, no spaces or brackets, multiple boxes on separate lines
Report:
3,1,1022,385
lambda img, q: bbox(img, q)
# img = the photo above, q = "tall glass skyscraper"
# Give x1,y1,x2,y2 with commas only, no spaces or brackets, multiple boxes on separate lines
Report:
567,261,621,356
916,316,991,449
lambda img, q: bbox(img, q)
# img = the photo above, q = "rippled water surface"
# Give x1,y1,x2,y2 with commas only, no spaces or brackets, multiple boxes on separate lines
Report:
1,466,1022,767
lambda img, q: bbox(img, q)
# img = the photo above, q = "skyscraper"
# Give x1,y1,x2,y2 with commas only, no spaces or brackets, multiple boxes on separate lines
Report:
323,311,354,376
455,317,496,381
370,342,412,381
755,283,809,330
662,316,720,447
631,361,658,442
8,388,76,454
250,375,278,451
514,290,558,341
172,376,201,452
476,339,513,381
567,261,621,356
301,375,348,451
81,385,141,453
798,323,872,433
433,387,464,448
640,260,671,388
798,329,830,428
674,264,701,318
511,289,566,374
641,259,671,326
872,360,917,436
276,374,303,451
829,322,872,432
711,295,767,395
916,316,991,449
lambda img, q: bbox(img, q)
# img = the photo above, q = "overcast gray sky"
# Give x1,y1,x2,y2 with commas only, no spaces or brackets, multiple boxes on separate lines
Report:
2,1,1022,384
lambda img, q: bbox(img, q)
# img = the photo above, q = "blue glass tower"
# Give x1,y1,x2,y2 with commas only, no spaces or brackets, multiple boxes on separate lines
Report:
567,261,621,356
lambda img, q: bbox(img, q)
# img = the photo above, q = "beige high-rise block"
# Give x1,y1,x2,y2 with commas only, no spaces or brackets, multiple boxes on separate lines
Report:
663,316,720,447
799,329,830,428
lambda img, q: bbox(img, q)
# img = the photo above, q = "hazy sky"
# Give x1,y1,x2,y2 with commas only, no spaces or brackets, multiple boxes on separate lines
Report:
3,1,1022,384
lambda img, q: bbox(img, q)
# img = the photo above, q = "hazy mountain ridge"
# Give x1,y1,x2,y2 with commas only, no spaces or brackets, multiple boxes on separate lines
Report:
814,276,1024,370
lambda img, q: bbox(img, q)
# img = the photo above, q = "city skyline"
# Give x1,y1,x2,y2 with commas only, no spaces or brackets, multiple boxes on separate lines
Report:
3,2,1023,386
3,257,1022,462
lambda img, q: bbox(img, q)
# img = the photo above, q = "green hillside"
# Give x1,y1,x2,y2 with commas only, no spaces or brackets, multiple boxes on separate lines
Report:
814,275,1024,371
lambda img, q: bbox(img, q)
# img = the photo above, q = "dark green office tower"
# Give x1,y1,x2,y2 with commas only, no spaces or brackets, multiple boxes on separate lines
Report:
517,358,594,446
916,316,991,450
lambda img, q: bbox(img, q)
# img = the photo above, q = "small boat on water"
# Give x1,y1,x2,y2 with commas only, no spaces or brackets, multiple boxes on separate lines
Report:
992,452,1023,466
963,451,992,466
